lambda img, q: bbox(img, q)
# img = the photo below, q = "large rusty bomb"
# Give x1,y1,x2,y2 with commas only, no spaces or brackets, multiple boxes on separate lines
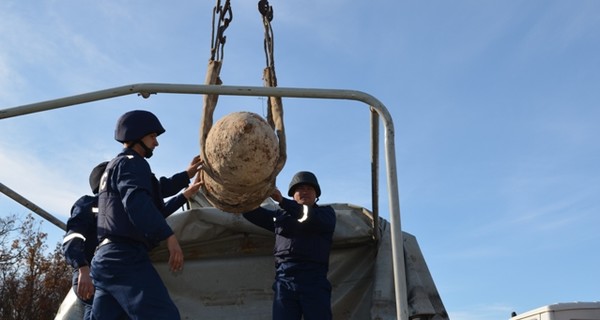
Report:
202,111,279,213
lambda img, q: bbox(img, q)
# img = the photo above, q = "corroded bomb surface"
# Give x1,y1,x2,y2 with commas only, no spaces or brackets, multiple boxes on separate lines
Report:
205,111,279,185
203,111,279,213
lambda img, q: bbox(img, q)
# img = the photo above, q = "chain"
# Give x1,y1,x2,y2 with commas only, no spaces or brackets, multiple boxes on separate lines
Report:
210,0,233,61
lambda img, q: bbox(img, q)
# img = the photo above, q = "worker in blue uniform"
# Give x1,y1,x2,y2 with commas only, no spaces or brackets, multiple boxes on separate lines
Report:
243,171,336,320
91,110,203,320
62,161,109,320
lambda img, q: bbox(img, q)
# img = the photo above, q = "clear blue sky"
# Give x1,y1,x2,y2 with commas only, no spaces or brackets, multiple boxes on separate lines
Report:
1,1,599,319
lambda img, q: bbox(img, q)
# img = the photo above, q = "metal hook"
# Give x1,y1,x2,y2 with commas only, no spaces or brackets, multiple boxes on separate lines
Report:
258,0,273,22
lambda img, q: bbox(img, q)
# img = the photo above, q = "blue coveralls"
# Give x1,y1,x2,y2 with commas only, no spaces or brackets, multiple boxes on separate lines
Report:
62,195,98,320
243,198,336,320
91,148,190,320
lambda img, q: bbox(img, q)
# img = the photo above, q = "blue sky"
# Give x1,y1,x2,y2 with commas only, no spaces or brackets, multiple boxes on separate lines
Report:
1,1,599,319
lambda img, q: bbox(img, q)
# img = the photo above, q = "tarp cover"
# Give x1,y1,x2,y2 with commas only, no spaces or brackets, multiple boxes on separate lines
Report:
55,202,448,320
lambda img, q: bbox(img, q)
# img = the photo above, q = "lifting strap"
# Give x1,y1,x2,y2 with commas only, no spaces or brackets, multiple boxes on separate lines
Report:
199,0,231,175
198,0,286,210
259,0,287,177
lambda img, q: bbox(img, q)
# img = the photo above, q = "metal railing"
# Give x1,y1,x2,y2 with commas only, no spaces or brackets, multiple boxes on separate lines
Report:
0,83,408,320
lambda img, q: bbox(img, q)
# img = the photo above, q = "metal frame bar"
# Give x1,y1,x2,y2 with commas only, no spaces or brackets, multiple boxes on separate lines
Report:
0,83,408,320
0,182,67,230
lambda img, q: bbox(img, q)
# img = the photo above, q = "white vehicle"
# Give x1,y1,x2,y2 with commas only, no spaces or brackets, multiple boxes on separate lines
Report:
510,302,600,320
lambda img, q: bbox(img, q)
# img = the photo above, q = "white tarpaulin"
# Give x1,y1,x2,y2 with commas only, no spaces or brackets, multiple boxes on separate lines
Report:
55,202,448,320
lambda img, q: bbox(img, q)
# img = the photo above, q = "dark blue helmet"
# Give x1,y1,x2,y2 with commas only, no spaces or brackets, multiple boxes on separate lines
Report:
288,171,321,197
114,110,165,143
89,161,109,194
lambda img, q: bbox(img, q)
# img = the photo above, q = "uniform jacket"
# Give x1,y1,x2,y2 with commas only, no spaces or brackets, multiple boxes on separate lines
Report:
97,148,190,249
243,198,336,276
63,195,98,271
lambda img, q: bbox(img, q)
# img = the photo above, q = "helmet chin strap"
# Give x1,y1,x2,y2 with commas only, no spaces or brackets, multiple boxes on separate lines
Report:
132,140,154,158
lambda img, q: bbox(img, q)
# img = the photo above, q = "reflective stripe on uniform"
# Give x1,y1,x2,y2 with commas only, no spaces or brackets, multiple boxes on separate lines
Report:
298,205,309,223
99,238,112,247
63,233,86,244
